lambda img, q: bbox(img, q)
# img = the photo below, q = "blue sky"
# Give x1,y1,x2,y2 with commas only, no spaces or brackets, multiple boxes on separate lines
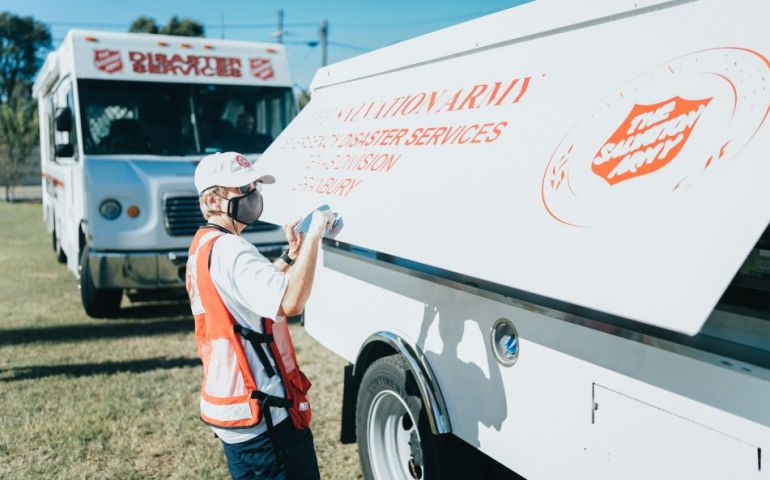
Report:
4,0,530,89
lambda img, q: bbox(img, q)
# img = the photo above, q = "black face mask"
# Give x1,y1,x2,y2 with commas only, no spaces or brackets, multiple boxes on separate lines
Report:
224,188,263,225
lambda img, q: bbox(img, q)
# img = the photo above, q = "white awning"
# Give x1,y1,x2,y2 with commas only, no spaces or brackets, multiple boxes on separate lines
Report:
258,0,770,335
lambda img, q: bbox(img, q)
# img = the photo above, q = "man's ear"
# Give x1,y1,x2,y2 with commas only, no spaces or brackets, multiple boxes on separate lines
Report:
205,190,222,211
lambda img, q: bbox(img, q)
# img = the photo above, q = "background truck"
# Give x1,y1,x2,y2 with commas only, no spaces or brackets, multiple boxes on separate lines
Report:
33,30,296,318
257,0,770,478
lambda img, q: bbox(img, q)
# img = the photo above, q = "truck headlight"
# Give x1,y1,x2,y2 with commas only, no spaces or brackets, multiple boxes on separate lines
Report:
99,199,122,220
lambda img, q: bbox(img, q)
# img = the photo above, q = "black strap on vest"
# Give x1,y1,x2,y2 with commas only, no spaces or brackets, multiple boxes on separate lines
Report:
233,324,276,378
251,390,294,461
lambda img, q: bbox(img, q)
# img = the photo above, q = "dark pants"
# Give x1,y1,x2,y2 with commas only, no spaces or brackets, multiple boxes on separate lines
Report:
221,419,320,480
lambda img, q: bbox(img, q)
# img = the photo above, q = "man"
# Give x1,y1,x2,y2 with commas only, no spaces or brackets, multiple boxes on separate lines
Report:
186,151,333,480
233,111,273,152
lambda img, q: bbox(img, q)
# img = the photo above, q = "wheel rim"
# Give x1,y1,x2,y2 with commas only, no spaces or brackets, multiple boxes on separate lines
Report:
367,389,424,479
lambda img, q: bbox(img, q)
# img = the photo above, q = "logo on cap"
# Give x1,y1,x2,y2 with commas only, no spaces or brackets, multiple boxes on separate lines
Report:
234,154,252,169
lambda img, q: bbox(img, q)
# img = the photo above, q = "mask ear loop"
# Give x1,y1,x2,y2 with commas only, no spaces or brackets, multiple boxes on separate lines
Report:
228,196,243,236
211,190,240,235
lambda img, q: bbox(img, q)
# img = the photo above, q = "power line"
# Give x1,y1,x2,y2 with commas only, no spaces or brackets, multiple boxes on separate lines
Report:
332,7,505,28
43,20,317,30
327,41,370,53
289,47,318,72
46,21,129,28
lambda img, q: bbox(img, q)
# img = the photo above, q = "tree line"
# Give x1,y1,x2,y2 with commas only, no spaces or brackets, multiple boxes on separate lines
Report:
0,12,204,201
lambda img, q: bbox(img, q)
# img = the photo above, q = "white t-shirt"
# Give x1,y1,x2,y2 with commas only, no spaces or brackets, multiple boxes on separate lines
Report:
208,233,289,444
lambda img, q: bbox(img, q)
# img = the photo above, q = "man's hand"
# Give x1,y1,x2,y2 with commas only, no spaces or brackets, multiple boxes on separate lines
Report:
284,217,303,260
307,210,335,240
278,210,333,317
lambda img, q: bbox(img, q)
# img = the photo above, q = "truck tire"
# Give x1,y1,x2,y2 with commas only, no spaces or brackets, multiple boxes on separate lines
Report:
79,247,122,318
356,354,449,480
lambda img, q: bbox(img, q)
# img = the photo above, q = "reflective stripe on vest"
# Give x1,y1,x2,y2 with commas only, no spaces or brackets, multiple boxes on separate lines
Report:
186,228,262,428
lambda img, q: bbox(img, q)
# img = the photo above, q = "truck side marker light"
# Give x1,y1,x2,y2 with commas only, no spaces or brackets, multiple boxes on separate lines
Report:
84,36,98,43
491,318,519,367
157,41,169,47
127,205,140,218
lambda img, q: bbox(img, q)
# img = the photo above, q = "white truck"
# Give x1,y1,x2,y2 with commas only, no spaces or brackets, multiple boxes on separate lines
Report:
257,1,770,479
33,30,296,318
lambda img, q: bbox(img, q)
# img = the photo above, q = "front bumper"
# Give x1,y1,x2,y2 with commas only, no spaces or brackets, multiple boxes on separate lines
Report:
88,242,286,289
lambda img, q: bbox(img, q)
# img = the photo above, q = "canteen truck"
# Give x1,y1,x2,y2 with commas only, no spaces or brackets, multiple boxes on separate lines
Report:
257,0,770,479
33,30,296,318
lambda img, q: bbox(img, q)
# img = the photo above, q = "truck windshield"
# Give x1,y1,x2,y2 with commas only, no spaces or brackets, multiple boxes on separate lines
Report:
77,79,296,156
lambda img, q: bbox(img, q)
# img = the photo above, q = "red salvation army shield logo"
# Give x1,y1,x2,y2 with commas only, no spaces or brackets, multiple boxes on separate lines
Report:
250,58,275,80
235,154,252,168
541,47,770,227
94,49,123,74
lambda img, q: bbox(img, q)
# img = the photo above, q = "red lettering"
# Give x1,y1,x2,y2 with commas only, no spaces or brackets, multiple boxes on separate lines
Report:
426,126,448,145
345,179,363,196
148,53,167,74
216,57,241,77
390,129,408,146
129,51,147,73
405,128,423,146
443,125,467,144
415,127,436,146
200,56,216,76
456,84,488,111
436,89,462,113
486,121,508,142
458,124,480,144
426,90,447,113
334,178,352,196
471,123,493,144
512,76,531,103
400,93,427,115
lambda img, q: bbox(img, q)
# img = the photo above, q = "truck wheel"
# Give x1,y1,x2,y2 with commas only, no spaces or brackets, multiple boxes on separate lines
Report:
79,247,121,318
53,228,67,264
356,354,448,480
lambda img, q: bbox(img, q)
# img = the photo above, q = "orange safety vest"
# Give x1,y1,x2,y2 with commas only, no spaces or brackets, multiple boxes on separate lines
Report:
186,226,312,431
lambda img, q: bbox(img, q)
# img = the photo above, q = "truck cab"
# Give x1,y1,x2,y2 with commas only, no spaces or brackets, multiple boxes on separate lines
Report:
33,30,296,317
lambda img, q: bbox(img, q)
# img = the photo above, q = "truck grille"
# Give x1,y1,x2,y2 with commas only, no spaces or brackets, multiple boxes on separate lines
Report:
164,196,280,236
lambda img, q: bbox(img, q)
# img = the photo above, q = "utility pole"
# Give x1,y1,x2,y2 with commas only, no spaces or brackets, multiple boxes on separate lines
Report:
276,9,284,44
319,20,328,67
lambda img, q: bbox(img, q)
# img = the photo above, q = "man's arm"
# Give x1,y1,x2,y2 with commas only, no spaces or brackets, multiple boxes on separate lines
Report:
274,218,302,272
278,210,334,316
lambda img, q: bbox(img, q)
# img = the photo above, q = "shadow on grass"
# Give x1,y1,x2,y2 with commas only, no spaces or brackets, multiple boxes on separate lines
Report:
0,304,193,347
113,303,191,319
0,356,200,382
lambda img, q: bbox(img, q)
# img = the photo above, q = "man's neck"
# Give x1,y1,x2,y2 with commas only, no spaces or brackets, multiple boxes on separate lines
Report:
207,215,243,235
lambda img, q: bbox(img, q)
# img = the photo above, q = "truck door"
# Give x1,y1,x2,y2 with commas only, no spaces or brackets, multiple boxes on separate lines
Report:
51,80,80,267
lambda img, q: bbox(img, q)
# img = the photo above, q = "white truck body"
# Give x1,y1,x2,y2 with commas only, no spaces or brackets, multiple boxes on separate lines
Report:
33,30,296,314
258,1,770,478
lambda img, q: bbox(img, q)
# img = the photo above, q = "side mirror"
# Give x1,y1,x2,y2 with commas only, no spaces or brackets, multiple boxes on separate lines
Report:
55,107,73,132
55,143,74,158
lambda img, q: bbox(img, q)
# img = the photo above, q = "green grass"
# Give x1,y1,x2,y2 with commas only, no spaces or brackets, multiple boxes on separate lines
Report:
0,202,361,479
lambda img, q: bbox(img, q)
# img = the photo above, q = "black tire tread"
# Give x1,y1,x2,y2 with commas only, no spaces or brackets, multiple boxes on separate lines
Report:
79,247,122,318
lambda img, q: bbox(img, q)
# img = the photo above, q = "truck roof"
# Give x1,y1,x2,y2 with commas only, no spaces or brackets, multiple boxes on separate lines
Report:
34,29,291,97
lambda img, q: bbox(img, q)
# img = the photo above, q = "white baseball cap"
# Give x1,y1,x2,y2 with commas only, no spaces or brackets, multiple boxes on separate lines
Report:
194,151,275,195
